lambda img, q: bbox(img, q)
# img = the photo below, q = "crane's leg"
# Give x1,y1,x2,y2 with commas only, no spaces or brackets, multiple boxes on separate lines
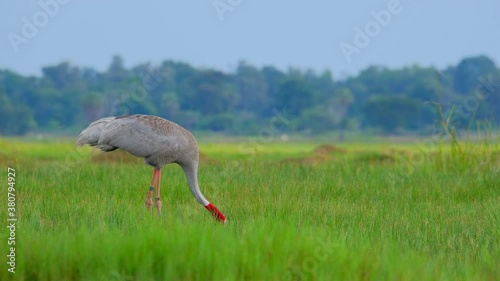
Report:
146,169,160,214
155,169,162,217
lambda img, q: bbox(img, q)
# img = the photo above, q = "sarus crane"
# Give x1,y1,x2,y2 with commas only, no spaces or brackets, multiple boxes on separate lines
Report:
76,114,227,223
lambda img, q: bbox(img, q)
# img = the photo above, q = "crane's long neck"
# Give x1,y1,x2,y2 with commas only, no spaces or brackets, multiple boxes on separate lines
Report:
182,164,209,206
182,164,227,223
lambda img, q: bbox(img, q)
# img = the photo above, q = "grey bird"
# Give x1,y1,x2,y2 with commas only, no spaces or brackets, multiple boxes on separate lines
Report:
76,114,227,223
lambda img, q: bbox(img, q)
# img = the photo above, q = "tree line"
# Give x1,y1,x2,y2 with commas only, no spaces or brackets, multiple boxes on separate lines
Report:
0,55,499,136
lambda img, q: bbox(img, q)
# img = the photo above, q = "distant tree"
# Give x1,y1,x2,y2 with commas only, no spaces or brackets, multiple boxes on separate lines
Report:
40,62,87,128
41,62,81,90
199,113,235,132
330,87,354,126
82,92,103,124
363,95,421,132
261,66,286,111
186,70,239,115
295,86,354,135
0,90,11,129
235,61,269,113
297,106,333,133
355,66,392,94
32,87,64,129
340,79,368,118
158,91,180,120
305,70,335,100
454,55,496,94
107,55,128,84
274,76,318,115
0,55,498,136
161,60,197,103
0,91,36,135
408,77,438,101
330,87,354,139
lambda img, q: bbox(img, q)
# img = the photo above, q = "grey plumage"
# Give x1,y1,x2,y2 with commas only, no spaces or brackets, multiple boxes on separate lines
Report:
76,114,227,222
77,114,198,169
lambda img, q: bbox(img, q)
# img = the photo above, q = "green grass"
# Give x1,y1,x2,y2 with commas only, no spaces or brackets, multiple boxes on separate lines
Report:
0,137,499,280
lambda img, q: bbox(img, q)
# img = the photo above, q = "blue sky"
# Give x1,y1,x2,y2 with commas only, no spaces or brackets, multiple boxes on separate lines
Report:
1,0,499,78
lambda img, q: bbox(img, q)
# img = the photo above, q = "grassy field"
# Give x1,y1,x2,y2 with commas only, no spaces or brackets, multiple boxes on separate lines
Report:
0,136,499,280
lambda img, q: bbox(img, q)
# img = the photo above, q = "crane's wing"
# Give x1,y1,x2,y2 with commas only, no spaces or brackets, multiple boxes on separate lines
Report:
76,117,116,147
78,115,182,159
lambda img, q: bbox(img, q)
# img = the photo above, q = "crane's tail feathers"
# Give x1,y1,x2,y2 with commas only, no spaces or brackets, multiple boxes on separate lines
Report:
76,117,116,147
